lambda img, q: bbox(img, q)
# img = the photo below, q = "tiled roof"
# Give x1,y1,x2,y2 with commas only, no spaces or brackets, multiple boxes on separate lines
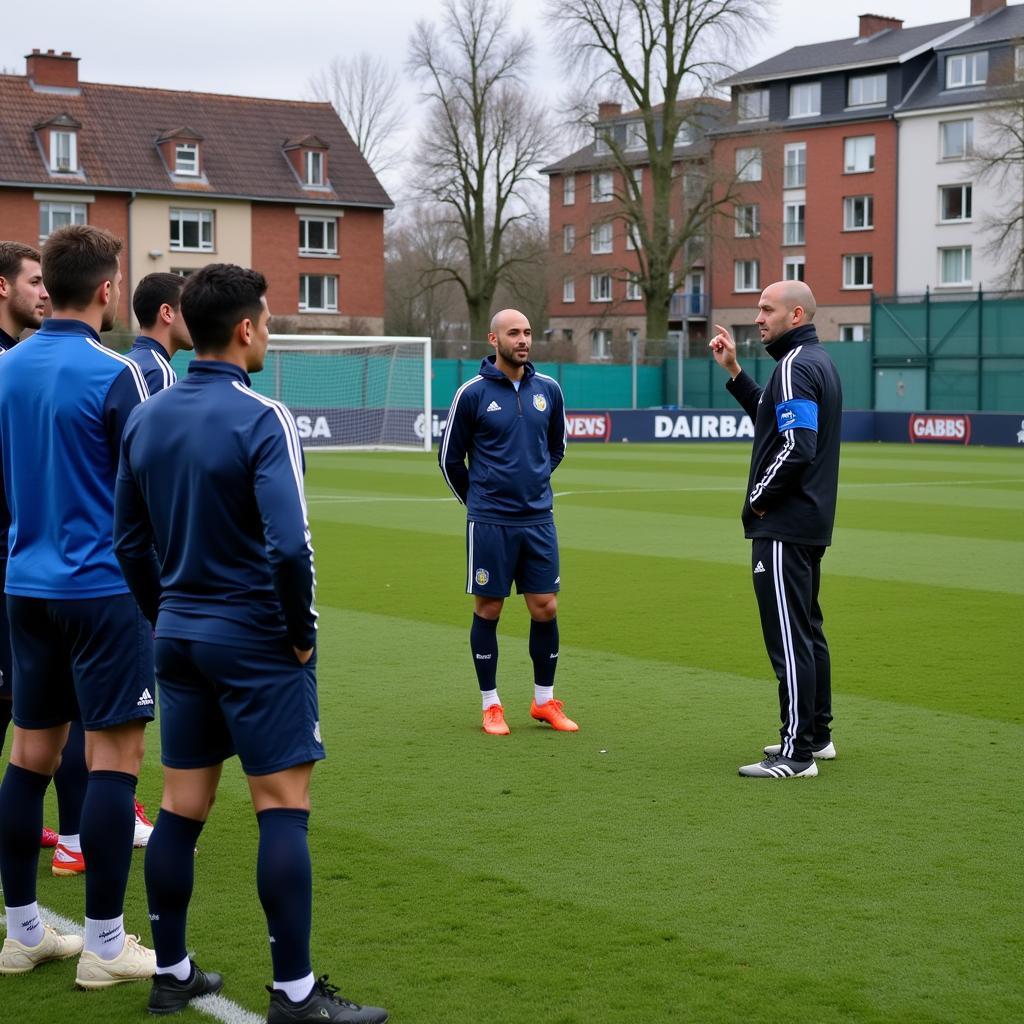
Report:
0,74,392,209
934,4,1024,48
719,18,972,85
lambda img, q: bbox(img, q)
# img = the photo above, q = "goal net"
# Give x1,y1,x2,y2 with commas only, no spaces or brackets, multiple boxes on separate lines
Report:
253,335,432,451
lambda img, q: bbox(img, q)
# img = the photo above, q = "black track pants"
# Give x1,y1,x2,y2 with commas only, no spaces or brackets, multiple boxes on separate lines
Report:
751,538,832,761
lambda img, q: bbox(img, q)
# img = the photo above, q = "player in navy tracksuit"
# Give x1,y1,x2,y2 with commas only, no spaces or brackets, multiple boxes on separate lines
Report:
439,308,577,736
125,272,193,395
115,263,387,1023
710,280,842,779
0,226,157,986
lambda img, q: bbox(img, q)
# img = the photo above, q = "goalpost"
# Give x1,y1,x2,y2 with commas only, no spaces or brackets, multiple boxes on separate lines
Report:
260,335,432,452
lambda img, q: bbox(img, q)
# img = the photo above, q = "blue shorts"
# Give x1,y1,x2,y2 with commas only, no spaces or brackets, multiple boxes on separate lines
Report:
466,520,560,597
155,637,326,777
6,594,155,731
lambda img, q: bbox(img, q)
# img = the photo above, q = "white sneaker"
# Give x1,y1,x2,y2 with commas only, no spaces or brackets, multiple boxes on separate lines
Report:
133,798,155,848
764,741,836,760
75,933,157,989
0,925,84,974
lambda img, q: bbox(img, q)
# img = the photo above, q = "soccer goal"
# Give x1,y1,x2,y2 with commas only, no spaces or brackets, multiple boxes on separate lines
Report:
259,335,432,451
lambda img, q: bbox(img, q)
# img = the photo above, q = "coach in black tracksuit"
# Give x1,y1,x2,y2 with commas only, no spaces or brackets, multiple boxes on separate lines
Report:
710,280,842,779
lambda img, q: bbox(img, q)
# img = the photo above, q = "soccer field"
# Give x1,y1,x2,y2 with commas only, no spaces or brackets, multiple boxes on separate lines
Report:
11,442,1024,1023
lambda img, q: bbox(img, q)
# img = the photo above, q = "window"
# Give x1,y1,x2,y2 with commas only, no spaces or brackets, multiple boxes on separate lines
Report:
1017,45,1024,82
174,143,199,176
304,151,324,186
844,135,875,173
735,147,762,182
939,247,972,286
299,274,338,311
734,259,759,292
631,167,643,196
562,224,575,254
169,209,214,252
49,130,77,173
591,329,612,360
626,122,645,150
590,273,612,302
738,89,769,121
784,143,807,188
563,174,576,205
844,195,874,230
848,73,887,107
563,328,573,342
592,172,613,202
941,120,974,159
591,222,613,254
594,129,611,155
39,201,86,241
946,51,988,89
562,276,575,303
298,216,338,256
789,82,821,118
940,184,972,222
626,275,643,301
675,124,695,146
842,254,873,289
783,202,805,245
783,256,805,282
625,224,639,251
840,324,870,342
734,203,760,238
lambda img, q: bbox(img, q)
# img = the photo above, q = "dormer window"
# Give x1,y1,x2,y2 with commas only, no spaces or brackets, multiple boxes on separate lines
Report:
594,129,611,155
50,130,77,173
175,143,199,176
304,150,324,186
946,51,987,89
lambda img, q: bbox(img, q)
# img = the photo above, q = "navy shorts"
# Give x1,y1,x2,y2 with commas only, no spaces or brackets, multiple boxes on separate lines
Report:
7,593,155,731
155,636,326,777
466,520,560,597
0,585,11,702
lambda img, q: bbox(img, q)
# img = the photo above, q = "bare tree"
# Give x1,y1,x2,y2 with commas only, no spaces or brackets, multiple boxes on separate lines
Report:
408,0,551,341
973,94,1024,290
308,53,405,181
547,0,767,339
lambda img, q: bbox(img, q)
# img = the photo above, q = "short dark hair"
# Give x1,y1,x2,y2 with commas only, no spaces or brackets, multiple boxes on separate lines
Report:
42,225,122,309
0,241,41,284
133,272,186,329
180,264,267,353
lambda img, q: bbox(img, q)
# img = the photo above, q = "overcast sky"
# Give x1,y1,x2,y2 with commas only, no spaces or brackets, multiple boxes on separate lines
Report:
1,0,981,195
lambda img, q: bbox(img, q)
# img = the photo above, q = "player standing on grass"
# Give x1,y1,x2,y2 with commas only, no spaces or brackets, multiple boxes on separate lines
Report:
709,280,842,779
439,308,576,736
126,272,192,395
114,263,388,1022
0,226,157,986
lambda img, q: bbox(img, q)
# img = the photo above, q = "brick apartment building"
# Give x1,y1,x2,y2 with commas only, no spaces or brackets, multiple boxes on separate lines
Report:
0,49,391,332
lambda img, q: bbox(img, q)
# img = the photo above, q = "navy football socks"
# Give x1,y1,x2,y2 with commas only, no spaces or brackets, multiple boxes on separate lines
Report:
145,809,206,968
54,719,87,837
0,763,50,907
529,617,559,688
470,613,499,692
81,770,137,920
256,808,313,983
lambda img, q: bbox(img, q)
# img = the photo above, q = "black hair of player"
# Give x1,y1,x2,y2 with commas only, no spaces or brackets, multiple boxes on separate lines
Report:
41,225,121,309
180,263,267,353
133,272,186,330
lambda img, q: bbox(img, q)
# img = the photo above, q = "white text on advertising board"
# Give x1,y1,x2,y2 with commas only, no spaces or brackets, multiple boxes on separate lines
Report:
565,414,610,440
909,415,970,444
655,414,754,439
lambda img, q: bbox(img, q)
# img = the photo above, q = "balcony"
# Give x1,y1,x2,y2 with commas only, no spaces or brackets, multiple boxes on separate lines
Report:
670,291,708,319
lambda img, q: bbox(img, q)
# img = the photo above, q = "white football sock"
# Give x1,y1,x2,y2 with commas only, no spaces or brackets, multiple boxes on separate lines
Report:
481,689,502,710
58,833,81,853
84,914,125,959
156,954,192,981
534,685,554,705
4,902,42,946
274,971,315,1003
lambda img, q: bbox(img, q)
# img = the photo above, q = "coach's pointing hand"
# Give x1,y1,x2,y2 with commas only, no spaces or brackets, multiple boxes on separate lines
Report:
293,646,314,664
709,324,741,379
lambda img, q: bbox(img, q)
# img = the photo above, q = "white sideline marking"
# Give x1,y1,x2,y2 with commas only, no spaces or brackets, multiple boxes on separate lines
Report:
0,908,263,1024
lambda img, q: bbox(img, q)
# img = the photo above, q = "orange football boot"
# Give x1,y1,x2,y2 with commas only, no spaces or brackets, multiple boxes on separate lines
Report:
482,705,510,735
530,698,578,732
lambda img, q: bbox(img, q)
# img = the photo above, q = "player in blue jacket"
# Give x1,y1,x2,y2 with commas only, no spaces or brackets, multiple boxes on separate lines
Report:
0,226,156,987
115,263,387,1023
439,308,577,736
126,272,193,395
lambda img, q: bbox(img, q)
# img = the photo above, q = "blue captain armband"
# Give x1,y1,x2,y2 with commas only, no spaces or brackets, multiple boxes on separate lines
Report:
775,398,818,432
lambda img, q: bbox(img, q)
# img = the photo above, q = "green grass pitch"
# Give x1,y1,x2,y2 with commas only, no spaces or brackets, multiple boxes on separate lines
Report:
8,442,1023,1023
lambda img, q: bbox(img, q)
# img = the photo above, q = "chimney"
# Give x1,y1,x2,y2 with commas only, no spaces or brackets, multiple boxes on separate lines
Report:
971,0,1006,16
25,49,80,90
597,102,622,121
858,14,904,38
